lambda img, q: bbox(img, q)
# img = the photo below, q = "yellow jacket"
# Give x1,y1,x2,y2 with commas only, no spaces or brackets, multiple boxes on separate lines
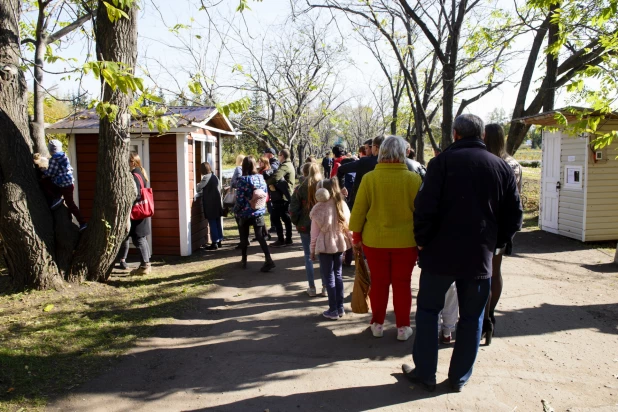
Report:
349,163,422,248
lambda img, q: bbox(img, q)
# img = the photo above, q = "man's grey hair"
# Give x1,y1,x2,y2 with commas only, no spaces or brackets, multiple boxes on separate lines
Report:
378,135,407,163
453,114,484,139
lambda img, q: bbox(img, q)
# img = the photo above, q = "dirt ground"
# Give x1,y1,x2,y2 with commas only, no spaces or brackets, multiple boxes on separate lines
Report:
47,228,618,412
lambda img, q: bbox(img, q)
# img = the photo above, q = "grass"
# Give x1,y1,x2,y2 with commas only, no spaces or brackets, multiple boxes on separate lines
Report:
0,258,221,412
521,167,541,228
223,215,271,238
516,148,542,161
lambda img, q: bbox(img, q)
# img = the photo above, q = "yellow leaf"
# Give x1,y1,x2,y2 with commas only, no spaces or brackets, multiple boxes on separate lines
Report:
43,304,54,312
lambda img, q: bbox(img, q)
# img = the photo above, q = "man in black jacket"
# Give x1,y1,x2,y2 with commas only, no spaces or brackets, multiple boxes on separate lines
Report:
321,151,333,178
403,114,523,392
336,135,384,209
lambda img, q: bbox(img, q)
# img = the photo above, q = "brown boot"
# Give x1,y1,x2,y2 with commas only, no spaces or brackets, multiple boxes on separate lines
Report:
130,263,151,276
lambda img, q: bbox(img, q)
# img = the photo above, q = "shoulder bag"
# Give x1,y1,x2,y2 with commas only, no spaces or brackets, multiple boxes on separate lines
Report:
131,173,154,220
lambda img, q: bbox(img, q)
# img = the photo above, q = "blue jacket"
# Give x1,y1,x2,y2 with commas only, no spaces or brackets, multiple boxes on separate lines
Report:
234,174,267,218
413,137,523,279
44,152,74,187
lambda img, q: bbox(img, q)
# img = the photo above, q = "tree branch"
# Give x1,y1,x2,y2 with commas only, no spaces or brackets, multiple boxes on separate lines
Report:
47,12,92,45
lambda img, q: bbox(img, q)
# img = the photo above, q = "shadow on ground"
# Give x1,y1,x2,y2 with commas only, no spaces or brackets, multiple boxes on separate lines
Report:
36,229,618,411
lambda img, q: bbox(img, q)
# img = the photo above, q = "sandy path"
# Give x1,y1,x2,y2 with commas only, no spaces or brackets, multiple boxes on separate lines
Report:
48,229,618,412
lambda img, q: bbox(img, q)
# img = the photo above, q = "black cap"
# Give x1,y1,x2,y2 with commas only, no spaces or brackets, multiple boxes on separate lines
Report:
263,148,277,156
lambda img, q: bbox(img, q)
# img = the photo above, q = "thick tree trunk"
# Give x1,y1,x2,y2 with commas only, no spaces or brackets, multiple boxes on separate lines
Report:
70,1,137,282
0,0,63,290
506,121,532,155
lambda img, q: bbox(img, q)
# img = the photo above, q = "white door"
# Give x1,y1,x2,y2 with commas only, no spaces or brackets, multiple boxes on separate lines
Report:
541,131,561,231
129,138,152,250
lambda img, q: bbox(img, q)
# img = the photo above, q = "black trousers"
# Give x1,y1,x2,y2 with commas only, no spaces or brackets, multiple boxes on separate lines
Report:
271,201,292,242
238,215,272,262
118,235,150,265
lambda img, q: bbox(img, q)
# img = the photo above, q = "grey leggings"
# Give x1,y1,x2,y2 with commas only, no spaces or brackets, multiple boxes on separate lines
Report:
119,235,150,265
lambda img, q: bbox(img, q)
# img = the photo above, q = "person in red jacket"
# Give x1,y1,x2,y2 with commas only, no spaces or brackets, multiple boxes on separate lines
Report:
330,144,346,178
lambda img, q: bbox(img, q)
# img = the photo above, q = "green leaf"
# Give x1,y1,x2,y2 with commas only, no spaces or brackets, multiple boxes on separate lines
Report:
43,304,54,312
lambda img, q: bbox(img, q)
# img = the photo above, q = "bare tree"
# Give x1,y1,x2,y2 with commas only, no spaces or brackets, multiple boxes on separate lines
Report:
228,18,348,162
300,0,514,158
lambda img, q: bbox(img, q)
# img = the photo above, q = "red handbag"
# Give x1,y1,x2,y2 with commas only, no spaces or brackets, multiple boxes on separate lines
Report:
130,173,154,220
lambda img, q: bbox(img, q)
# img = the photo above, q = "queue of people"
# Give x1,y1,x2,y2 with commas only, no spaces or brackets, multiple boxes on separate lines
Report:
281,114,522,393
69,112,522,393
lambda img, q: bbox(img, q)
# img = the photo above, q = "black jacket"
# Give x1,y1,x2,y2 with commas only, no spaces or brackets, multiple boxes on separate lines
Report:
201,174,223,220
322,157,333,177
130,168,151,238
413,137,523,279
336,155,378,208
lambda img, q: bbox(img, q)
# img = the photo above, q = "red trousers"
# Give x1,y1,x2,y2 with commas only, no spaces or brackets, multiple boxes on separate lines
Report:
363,246,418,327
40,179,85,225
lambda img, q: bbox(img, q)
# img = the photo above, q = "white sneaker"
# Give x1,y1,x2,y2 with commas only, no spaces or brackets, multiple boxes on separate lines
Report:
397,326,414,341
306,287,317,297
321,288,327,297
370,323,384,338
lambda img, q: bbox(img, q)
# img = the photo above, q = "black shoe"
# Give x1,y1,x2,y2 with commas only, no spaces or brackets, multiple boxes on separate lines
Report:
251,237,258,242
235,243,242,250
267,234,272,241
217,241,222,248
206,243,218,251
118,261,129,271
285,238,293,246
450,381,467,393
401,364,436,392
260,260,276,272
482,319,494,346
268,227,277,233
270,240,285,248
241,257,247,269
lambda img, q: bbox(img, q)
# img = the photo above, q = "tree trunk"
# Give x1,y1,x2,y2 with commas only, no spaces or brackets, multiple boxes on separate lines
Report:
506,121,532,155
31,7,48,155
544,3,560,111
414,111,426,165
441,63,455,149
390,101,398,135
0,0,63,290
70,1,137,282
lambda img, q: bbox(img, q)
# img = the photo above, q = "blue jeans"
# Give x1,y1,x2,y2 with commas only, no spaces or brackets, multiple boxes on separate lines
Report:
208,218,223,243
299,232,316,288
412,272,490,387
319,252,344,311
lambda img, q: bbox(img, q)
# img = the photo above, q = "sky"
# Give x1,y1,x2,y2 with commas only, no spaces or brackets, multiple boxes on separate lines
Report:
36,0,574,124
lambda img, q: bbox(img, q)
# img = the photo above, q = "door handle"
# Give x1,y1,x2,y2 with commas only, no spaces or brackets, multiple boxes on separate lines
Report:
556,181,561,191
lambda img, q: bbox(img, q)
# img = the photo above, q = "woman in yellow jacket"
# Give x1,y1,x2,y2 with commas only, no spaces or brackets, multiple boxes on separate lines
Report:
350,135,423,341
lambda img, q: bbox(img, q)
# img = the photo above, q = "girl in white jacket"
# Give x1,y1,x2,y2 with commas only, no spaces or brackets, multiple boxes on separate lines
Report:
310,178,352,320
